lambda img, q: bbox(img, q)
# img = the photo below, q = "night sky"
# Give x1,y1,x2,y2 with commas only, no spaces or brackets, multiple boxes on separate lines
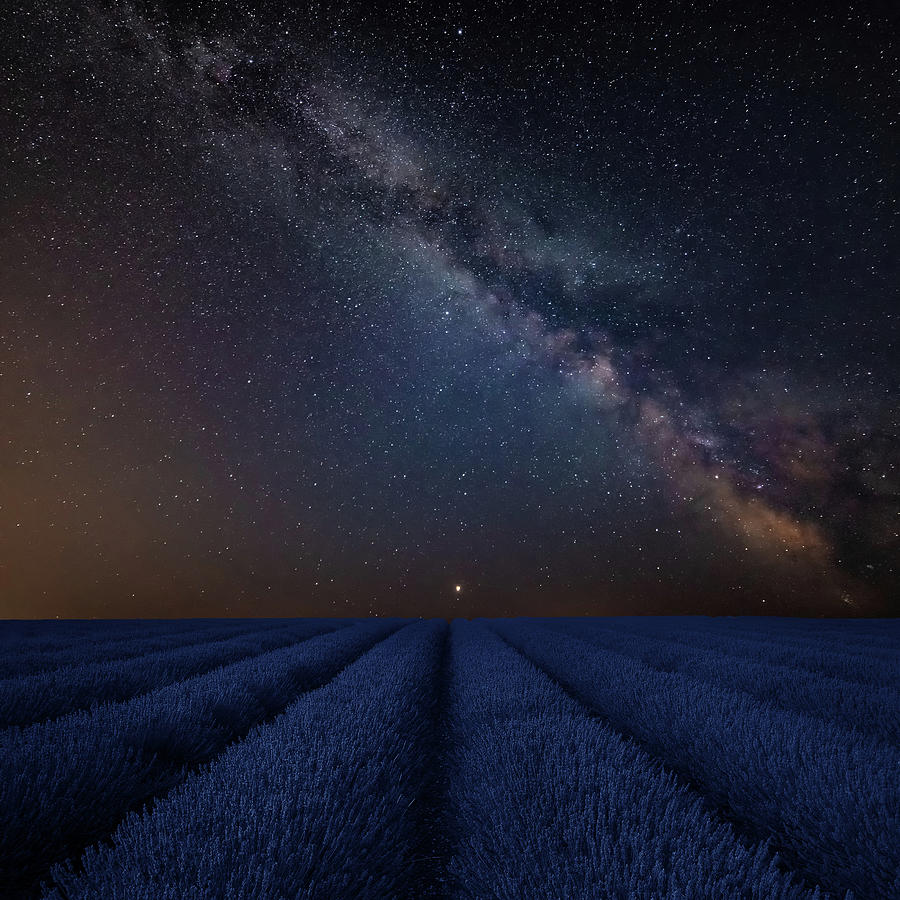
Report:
1,1,897,618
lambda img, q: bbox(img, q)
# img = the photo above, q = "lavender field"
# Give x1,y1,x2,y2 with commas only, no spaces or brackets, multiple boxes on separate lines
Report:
1,617,898,898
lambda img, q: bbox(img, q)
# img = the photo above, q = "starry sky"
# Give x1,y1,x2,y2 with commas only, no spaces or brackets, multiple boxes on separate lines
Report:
1,1,897,618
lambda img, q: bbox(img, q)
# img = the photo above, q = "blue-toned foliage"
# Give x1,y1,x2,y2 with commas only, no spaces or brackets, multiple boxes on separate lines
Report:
0,619,402,899
658,616,900,651
0,620,339,728
493,619,900,899
0,620,266,679
0,619,219,652
596,617,900,688
633,616,900,663
441,622,821,899
44,621,446,900
0,616,895,899
538,618,900,744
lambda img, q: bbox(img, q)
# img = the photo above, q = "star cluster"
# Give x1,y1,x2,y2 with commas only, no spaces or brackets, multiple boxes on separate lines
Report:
0,1,896,616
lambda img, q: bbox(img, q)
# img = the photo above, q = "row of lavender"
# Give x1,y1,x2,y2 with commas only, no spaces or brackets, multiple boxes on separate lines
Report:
0,619,405,897
1,617,896,898
492,617,899,898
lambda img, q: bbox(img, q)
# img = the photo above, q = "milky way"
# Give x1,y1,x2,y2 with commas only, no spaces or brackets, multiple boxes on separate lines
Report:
1,2,896,616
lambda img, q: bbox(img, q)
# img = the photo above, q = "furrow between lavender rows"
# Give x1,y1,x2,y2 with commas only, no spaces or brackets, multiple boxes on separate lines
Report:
539,616,900,689
0,619,314,680
538,618,900,745
42,621,447,900
439,621,824,899
492,620,899,900
0,620,343,729
0,619,406,900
